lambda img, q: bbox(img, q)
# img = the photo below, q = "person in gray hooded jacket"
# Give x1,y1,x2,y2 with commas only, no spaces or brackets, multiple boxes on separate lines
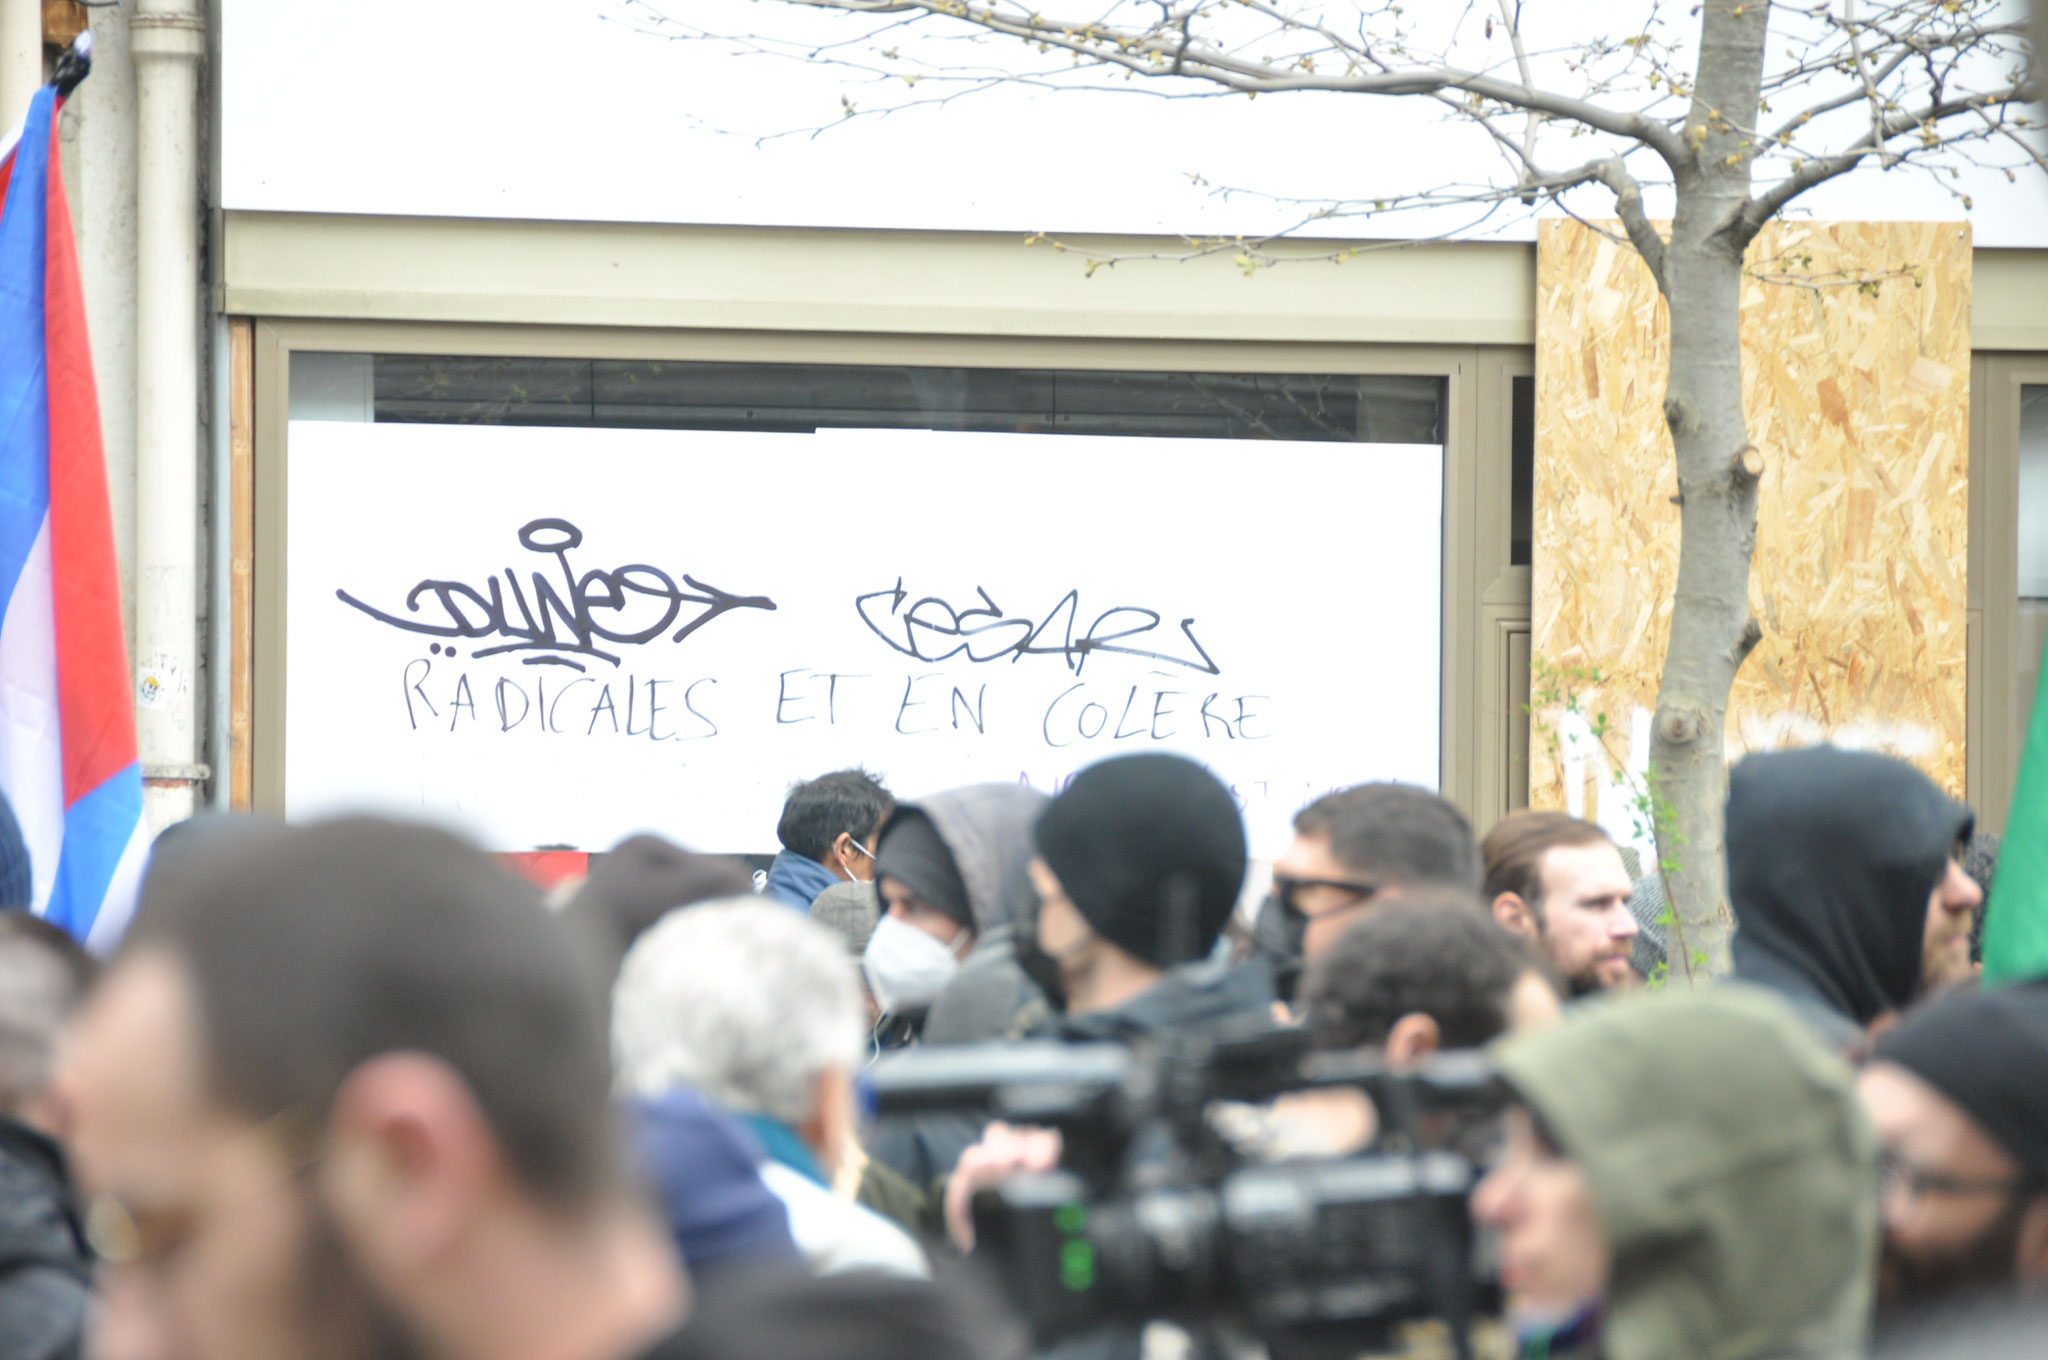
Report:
862,783,1049,1192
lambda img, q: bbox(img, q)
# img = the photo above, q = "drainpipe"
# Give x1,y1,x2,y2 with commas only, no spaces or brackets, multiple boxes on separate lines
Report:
0,0,37,128
130,1,206,827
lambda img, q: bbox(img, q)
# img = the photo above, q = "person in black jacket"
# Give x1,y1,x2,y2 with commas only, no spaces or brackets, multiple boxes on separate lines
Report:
1025,753,1270,1039
0,912,95,1360
1726,745,1980,1053
944,754,1275,1250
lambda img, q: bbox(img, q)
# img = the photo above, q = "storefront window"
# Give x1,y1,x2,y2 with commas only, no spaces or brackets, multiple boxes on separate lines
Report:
279,350,1450,852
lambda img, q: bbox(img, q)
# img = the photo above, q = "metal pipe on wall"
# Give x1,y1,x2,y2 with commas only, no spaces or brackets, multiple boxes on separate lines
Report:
130,1,206,828
0,0,38,127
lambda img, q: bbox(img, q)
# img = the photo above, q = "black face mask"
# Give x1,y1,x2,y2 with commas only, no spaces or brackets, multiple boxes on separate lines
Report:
1249,892,1306,1002
1009,889,1069,1013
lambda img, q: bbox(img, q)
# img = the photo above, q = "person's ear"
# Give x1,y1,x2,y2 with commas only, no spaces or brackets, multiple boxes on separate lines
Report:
2015,1195,2048,1284
1492,891,1535,938
1384,1012,1441,1070
324,1053,502,1282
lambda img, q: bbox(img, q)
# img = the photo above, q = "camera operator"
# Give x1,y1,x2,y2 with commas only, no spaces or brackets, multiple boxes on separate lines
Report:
1301,894,1562,1064
1235,896,1562,1163
943,753,1273,1237
1474,988,1877,1360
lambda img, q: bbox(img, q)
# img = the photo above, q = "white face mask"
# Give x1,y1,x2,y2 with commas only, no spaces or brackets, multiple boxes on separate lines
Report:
862,913,965,1014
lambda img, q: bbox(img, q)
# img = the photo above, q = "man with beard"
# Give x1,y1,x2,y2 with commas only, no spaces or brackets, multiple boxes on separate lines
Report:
1727,746,1980,1052
1481,811,1640,996
64,817,687,1360
1859,980,2048,1321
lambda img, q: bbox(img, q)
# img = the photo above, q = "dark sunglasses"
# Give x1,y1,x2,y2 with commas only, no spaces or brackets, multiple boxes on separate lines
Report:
1271,874,1383,919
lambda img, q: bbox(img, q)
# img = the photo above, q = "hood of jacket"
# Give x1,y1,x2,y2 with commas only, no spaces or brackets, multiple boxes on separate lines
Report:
764,850,839,912
1726,746,1972,1028
893,783,1048,937
625,1091,799,1275
1495,985,1877,1360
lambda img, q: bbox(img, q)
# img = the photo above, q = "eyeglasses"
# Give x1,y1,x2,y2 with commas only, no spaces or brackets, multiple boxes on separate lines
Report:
1877,1148,2030,1205
847,835,876,862
1271,874,1383,919
85,1104,321,1270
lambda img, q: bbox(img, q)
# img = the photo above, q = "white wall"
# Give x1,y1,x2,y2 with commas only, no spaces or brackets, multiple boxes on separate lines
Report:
220,0,2048,245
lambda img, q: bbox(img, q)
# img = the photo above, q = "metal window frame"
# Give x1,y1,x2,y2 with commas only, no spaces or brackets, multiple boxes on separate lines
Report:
1968,352,2045,831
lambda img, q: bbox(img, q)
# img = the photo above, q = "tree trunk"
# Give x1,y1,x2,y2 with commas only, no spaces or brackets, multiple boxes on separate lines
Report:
1650,2,1773,982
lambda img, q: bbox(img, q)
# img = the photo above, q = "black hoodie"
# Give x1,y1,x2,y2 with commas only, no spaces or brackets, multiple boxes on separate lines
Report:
0,1117,90,1360
1727,746,1972,1046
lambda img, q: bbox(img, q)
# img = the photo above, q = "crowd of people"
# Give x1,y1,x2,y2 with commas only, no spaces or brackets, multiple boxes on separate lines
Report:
0,744,2040,1360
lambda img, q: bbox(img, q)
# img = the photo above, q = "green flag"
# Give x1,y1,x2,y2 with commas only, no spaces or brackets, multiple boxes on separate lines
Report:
1984,634,2048,984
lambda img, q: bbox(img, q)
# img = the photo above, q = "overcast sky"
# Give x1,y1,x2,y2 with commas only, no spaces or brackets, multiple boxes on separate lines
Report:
222,0,2048,246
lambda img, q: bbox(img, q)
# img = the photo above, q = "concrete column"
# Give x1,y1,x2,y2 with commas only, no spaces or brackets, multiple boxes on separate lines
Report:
66,9,139,647
130,1,205,829
0,0,38,130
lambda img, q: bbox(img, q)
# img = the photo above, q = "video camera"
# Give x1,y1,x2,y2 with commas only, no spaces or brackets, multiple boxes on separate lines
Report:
868,1025,1508,1359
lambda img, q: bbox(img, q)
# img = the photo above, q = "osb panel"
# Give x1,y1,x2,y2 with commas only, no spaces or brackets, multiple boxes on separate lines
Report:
1530,218,1972,822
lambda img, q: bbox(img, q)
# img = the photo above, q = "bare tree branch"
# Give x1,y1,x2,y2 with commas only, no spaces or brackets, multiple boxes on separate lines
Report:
1842,0,1897,166
743,0,1694,164
1741,81,2036,237
1593,157,1670,291
1494,0,1549,199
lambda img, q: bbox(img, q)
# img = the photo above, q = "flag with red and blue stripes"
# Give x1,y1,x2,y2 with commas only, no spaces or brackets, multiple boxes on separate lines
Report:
0,84,150,948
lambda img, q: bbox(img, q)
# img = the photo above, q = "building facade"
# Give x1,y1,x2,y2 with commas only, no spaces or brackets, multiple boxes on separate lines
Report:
8,0,2047,855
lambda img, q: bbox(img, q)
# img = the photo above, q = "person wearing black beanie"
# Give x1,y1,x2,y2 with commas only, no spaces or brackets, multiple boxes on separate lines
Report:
939,754,1276,1270
1028,752,1254,1022
1859,979,2048,1320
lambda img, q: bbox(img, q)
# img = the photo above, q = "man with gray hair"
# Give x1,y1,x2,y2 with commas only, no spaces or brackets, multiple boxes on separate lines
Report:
0,913,97,1360
612,897,926,1279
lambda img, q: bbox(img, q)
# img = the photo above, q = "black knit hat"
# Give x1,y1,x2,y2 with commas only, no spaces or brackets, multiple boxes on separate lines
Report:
1032,753,1245,968
873,809,972,929
1873,979,2048,1185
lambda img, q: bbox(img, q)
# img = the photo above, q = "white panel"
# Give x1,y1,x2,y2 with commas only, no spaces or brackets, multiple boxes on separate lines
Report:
283,422,1443,857
220,0,2048,246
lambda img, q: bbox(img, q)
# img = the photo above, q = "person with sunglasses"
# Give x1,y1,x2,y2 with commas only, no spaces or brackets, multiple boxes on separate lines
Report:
1252,782,1483,998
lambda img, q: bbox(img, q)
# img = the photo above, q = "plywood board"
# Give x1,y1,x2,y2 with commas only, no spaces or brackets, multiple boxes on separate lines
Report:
1531,219,1972,846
